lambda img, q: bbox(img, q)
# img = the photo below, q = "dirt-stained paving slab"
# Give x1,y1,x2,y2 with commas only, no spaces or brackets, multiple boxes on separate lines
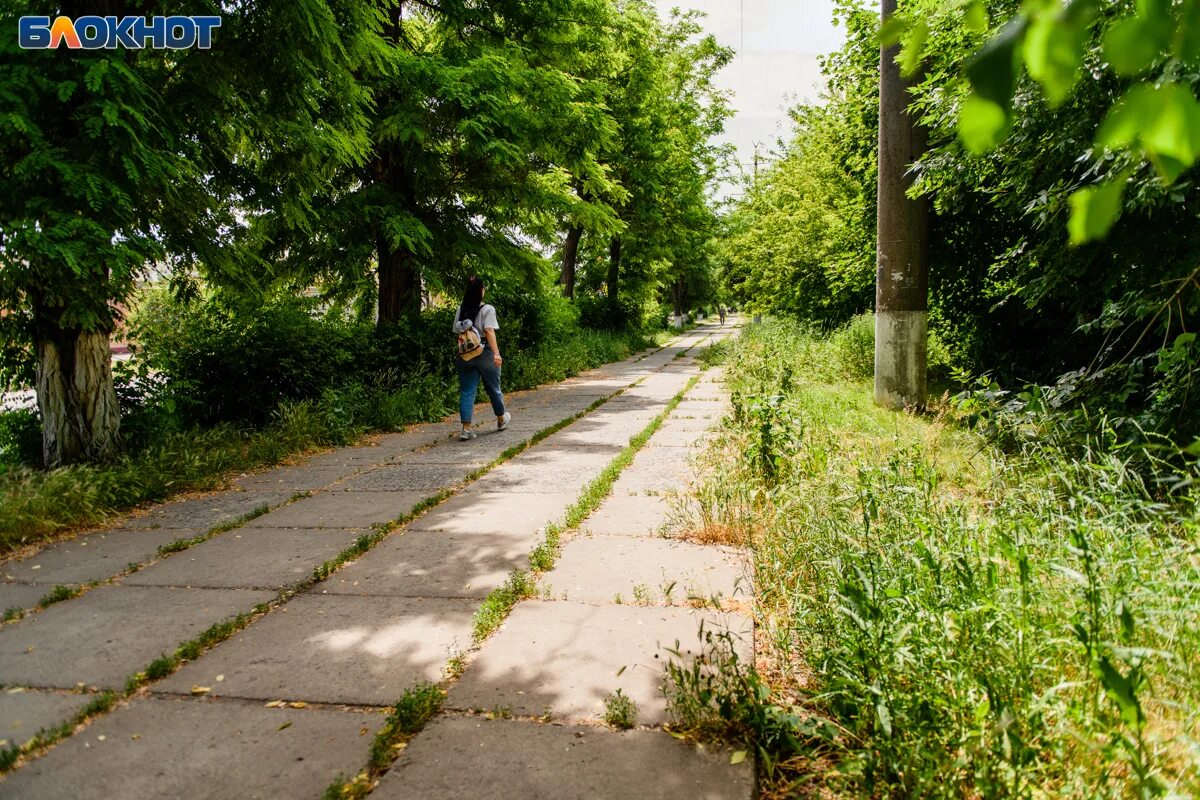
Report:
0,695,382,800
244,490,426,529
0,690,93,746
0,584,55,614
159,594,475,706
374,716,752,800
122,528,362,590
334,463,476,493
0,585,274,690
447,600,751,724
1,528,204,587
122,492,292,530
232,463,364,492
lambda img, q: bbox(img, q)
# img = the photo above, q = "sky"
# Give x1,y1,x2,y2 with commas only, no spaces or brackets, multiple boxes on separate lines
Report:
652,0,848,182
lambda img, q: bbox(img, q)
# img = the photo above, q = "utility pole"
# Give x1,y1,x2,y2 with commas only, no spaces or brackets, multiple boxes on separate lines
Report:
874,0,929,409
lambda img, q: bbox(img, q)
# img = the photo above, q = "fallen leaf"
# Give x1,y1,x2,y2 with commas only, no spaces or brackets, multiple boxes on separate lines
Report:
730,750,747,765
278,721,292,731
30,565,40,570
131,734,140,740
24,646,34,654
190,686,212,696
359,727,370,736
288,701,307,709
265,700,286,708
6,687,25,694
215,675,225,682
97,735,106,742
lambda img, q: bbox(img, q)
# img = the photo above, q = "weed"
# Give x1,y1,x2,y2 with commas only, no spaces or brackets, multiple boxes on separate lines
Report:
370,683,446,771
37,584,81,607
144,655,175,681
631,584,651,605
603,690,639,730
472,571,536,643
3,607,23,622
156,538,194,556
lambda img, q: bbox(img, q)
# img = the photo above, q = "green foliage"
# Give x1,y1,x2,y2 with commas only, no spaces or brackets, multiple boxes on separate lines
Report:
718,5,878,324
692,321,1200,796
0,410,42,471
888,0,1200,241
472,571,537,643
602,689,639,730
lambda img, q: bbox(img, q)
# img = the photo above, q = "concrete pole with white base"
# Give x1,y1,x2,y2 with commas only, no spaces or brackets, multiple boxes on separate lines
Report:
874,0,930,410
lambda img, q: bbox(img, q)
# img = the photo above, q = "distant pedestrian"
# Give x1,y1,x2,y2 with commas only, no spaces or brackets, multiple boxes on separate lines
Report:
452,275,511,441
718,305,726,326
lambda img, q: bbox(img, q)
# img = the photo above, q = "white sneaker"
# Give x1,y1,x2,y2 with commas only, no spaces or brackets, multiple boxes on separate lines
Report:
498,412,512,431
459,429,477,441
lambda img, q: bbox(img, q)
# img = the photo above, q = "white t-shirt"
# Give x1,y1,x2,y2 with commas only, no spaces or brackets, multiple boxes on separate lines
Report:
453,304,499,333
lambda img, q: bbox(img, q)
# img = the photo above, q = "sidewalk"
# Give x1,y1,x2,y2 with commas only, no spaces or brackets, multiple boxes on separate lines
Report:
0,322,749,799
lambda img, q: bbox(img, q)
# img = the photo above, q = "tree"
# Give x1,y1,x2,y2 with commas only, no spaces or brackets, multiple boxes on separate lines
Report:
258,0,625,323
0,0,373,466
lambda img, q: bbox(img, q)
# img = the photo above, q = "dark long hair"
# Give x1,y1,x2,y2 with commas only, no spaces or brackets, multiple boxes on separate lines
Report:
459,275,485,324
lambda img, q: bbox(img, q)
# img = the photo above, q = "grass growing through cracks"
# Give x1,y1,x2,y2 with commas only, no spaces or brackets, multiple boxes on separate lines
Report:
471,375,701,644
667,319,1200,799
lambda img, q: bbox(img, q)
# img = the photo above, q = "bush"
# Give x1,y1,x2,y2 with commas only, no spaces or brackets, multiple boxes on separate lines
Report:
827,312,954,383
0,409,42,470
128,288,375,425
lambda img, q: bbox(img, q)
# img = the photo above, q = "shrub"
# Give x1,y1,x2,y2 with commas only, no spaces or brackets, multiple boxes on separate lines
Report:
0,409,42,470
828,311,954,383
128,288,375,425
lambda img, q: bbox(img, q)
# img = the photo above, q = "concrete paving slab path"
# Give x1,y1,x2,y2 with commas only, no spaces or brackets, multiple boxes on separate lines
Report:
320,529,536,599
0,696,382,800
0,585,274,690
0,324,731,795
245,490,426,529
407,491,575,536
546,536,748,607
122,528,362,590
333,462,475,492
122,491,292,530
1,528,204,587
0,690,93,746
0,584,55,614
232,462,364,492
582,494,675,537
448,600,751,725
374,715,753,800
160,594,476,706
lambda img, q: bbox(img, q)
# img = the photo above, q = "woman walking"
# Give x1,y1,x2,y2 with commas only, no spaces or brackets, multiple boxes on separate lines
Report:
452,275,511,441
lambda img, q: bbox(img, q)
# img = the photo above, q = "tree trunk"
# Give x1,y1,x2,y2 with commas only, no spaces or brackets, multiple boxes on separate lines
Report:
36,326,121,468
874,0,930,410
607,236,621,300
560,225,584,299
377,236,422,326
672,276,685,317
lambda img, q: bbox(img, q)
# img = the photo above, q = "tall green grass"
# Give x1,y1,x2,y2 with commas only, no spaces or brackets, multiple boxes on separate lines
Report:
672,319,1200,798
0,329,652,553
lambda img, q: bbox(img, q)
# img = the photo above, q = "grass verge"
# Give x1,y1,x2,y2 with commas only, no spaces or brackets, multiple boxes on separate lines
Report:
668,319,1200,799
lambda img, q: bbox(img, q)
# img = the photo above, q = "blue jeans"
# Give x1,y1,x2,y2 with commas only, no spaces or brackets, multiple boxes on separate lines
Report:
456,347,505,424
